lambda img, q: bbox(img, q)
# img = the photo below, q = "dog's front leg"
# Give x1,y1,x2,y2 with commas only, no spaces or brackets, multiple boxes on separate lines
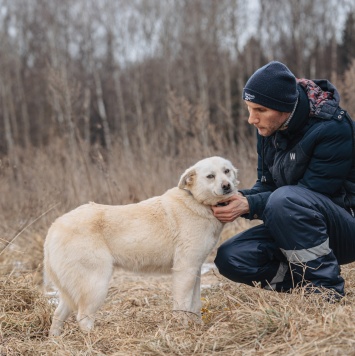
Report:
191,268,202,316
172,267,201,322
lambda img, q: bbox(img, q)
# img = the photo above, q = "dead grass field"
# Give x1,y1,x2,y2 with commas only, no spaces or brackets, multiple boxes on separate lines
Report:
2,258,355,355
1,142,355,355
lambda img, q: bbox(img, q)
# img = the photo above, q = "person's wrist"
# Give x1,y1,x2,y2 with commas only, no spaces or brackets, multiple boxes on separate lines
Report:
242,196,250,214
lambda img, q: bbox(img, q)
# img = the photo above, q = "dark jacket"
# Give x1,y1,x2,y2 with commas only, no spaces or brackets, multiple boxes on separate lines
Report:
240,79,355,220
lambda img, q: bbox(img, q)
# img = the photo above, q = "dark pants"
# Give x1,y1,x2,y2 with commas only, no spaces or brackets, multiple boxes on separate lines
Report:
215,186,355,296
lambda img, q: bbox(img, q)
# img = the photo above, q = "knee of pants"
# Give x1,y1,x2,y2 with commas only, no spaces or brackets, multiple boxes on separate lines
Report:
214,239,233,272
264,186,302,223
214,238,246,282
214,234,277,284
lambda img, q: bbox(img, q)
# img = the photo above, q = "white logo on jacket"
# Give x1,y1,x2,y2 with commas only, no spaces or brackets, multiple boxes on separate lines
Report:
290,153,296,161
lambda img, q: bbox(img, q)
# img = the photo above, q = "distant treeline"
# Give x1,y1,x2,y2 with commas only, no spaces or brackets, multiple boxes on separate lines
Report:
0,0,355,158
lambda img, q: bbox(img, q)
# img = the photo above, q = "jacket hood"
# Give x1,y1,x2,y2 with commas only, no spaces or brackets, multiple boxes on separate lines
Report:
297,79,340,119
280,79,341,136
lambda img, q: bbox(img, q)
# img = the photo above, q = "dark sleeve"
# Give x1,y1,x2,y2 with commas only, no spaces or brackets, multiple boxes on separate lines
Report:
298,119,353,195
239,134,277,220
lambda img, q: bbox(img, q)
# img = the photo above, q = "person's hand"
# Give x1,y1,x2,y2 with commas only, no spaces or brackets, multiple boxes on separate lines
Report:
211,194,250,223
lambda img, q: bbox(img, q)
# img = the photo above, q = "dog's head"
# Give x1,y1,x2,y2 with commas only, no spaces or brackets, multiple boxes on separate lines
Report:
178,156,239,205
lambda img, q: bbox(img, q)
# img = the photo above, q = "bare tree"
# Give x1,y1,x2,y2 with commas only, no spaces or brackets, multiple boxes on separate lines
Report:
0,0,354,164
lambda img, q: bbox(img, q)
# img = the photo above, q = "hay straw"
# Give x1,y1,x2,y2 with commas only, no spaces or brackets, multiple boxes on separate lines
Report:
1,264,355,355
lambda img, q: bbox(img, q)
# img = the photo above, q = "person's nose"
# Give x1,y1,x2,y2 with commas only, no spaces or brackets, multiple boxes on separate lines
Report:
248,110,259,125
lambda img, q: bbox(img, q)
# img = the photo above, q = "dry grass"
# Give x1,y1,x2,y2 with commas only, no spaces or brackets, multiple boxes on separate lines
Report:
2,264,355,355
1,137,355,355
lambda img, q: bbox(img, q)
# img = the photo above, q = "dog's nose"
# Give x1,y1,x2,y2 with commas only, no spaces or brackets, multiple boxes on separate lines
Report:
222,182,231,192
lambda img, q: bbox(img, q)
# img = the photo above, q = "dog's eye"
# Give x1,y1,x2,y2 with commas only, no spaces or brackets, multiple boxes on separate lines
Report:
206,174,215,179
224,169,230,174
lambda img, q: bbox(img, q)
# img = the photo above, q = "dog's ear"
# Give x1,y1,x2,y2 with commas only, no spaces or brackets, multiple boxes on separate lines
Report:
178,168,196,189
232,167,240,186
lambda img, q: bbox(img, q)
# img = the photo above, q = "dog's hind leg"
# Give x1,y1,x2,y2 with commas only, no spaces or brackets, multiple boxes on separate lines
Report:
76,265,113,333
49,299,72,336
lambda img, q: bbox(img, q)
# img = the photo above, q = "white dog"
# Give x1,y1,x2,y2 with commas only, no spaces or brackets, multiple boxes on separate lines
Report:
44,156,239,336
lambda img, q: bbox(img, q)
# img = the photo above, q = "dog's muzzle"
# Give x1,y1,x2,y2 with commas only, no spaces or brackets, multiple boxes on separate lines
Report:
222,182,232,195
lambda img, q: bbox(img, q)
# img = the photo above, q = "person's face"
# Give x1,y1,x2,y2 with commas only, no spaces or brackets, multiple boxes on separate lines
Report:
245,101,290,137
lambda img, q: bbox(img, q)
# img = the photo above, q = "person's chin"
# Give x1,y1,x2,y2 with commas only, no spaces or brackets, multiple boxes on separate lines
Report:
257,128,268,136
258,127,275,137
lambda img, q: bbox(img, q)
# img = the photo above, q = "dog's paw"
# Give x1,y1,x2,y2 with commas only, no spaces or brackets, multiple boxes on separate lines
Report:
171,310,202,327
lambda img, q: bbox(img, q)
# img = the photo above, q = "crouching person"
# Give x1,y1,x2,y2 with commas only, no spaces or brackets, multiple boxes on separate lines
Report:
213,61,355,298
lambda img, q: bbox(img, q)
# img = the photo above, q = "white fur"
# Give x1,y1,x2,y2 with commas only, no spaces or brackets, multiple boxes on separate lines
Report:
44,156,238,336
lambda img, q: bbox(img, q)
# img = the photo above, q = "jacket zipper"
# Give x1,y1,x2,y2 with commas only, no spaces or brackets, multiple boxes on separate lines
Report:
261,137,267,183
273,134,288,185
345,195,355,217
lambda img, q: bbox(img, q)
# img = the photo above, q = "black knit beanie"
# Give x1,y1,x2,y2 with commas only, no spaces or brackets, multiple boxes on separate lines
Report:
242,61,298,112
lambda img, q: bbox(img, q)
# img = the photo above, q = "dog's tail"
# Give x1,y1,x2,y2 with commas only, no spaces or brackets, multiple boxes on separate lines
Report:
43,232,76,311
